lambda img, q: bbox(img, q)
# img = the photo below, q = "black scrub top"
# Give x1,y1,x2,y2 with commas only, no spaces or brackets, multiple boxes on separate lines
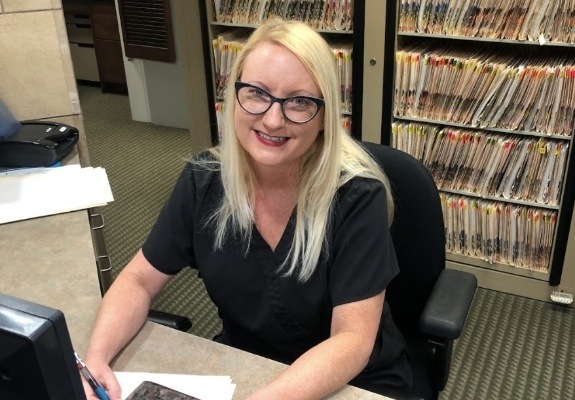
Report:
142,153,412,393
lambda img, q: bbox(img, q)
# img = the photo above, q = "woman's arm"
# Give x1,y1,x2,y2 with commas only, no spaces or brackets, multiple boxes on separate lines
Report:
247,290,385,400
82,249,173,400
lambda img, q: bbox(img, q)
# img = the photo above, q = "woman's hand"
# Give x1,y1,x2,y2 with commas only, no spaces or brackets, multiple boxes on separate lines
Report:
80,359,121,400
81,250,173,399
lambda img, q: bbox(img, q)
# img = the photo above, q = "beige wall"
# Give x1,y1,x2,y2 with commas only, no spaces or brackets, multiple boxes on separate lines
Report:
0,0,89,165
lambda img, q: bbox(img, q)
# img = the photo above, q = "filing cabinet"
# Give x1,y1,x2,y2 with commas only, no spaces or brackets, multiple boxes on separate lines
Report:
90,0,127,93
64,2,99,82
88,208,113,295
62,0,127,93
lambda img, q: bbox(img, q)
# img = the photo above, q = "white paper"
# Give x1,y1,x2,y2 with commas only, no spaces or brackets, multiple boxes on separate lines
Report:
0,165,113,224
115,371,235,400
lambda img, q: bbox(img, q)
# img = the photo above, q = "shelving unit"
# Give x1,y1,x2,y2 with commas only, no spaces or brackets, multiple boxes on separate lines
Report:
199,1,388,144
382,0,575,304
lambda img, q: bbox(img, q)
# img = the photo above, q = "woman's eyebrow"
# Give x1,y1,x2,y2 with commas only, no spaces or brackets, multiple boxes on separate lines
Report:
244,81,319,98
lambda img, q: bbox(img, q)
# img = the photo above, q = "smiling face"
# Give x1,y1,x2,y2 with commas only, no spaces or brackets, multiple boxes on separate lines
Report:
234,41,324,177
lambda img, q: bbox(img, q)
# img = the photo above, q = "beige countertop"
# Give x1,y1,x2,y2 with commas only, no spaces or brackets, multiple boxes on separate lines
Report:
0,210,390,399
0,210,99,355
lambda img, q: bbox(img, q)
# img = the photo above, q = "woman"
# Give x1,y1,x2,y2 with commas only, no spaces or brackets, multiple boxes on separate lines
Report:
83,18,412,400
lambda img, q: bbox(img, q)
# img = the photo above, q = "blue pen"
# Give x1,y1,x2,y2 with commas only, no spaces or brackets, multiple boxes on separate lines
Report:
74,352,110,400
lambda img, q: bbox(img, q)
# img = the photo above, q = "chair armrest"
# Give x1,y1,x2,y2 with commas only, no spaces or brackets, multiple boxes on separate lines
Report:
419,269,477,339
147,309,193,332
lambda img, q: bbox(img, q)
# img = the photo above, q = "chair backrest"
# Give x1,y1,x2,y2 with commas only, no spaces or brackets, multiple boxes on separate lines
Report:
361,142,446,335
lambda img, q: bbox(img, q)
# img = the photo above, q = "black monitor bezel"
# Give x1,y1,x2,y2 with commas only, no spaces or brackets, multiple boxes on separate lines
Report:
0,292,86,400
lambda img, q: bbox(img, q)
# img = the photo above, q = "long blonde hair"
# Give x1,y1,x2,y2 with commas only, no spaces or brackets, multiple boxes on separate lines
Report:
205,18,393,282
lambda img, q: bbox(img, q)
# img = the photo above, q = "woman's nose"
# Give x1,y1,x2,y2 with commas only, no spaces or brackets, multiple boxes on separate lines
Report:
262,101,286,128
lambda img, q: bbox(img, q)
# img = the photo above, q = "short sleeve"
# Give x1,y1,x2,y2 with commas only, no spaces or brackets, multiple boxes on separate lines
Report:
329,178,399,306
142,162,197,275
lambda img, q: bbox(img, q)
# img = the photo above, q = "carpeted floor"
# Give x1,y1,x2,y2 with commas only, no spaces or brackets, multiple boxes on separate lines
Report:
79,84,575,399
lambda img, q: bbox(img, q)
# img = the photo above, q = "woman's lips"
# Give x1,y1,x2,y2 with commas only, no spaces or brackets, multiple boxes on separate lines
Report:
256,130,289,145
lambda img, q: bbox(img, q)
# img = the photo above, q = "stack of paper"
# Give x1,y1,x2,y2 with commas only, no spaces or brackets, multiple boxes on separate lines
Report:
0,165,113,224
213,0,354,31
116,372,236,400
440,193,556,272
398,0,575,44
392,121,569,206
212,29,248,99
394,43,575,137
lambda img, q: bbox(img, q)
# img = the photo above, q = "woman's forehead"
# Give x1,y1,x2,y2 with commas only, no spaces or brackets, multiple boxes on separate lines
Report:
241,42,320,95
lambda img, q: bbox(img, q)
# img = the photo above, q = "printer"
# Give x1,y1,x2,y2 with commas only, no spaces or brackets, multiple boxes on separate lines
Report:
0,121,79,168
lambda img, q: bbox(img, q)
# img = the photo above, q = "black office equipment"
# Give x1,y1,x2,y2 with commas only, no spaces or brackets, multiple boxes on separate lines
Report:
0,121,79,168
147,309,192,332
0,292,87,400
361,142,477,400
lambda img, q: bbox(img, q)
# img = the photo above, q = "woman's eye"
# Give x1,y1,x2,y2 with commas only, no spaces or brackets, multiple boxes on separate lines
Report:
288,97,312,109
249,88,266,97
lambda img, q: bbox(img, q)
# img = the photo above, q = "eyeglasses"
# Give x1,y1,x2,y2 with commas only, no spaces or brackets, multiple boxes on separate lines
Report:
235,81,324,124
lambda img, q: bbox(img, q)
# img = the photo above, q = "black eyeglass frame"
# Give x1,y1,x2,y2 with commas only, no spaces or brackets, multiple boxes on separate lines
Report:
234,81,325,124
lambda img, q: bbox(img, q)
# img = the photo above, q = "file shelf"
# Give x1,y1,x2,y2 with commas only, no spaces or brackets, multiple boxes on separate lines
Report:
199,1,388,143
383,0,575,297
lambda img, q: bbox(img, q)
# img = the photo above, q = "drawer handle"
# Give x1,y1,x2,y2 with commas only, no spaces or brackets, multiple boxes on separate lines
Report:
77,43,95,49
75,23,92,29
90,213,105,230
97,255,112,272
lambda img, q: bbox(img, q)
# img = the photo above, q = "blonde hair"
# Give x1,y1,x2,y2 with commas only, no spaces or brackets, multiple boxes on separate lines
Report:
204,18,393,282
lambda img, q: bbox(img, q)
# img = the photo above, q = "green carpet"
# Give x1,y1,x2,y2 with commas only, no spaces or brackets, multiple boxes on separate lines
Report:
444,289,575,399
79,84,575,399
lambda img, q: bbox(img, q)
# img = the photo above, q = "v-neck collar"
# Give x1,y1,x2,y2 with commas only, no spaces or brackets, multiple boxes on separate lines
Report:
252,210,296,258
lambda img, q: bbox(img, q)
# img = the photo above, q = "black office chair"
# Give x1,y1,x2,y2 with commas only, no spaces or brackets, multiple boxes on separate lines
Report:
361,141,477,400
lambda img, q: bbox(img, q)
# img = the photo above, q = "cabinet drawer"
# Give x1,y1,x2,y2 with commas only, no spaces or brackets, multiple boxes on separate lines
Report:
95,39,126,85
64,12,90,25
92,12,120,41
69,42,100,82
66,23,94,45
62,0,90,15
90,0,116,14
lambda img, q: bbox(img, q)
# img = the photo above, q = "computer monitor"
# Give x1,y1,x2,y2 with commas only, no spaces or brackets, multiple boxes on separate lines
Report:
0,292,86,399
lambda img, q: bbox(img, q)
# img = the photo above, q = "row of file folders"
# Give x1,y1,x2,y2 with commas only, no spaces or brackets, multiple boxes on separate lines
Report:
440,193,556,272
212,30,353,111
394,42,575,137
398,0,575,44
392,122,569,207
213,0,354,31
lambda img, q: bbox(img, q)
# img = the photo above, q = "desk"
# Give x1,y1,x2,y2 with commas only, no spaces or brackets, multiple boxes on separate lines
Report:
0,211,389,399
